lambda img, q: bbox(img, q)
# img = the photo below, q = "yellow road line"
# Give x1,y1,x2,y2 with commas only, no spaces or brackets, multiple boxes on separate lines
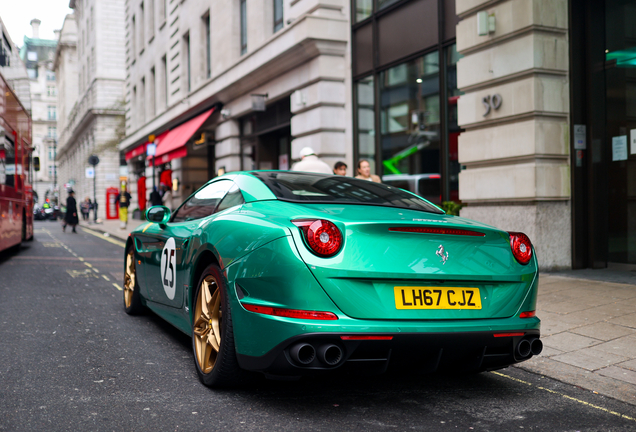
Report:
102,275,110,281
112,283,123,291
78,257,84,261
80,226,127,248
92,268,99,273
490,371,636,422
84,262,93,268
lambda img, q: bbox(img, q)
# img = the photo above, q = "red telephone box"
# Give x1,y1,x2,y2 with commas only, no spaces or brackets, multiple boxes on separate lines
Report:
106,187,119,220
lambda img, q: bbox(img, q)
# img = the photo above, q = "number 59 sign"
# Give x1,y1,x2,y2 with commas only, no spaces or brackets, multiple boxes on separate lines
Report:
161,238,177,300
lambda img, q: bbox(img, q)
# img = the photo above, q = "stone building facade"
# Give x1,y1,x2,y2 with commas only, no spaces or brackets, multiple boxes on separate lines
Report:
119,0,352,212
20,20,60,202
55,0,126,220
455,0,570,270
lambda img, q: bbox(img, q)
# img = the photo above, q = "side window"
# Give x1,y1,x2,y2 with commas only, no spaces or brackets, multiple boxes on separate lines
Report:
216,184,245,213
0,137,15,188
172,180,233,222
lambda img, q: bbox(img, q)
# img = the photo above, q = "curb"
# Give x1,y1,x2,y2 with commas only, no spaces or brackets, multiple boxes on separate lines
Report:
79,223,129,242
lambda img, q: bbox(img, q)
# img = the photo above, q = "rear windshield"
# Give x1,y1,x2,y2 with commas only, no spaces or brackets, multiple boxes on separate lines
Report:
251,171,444,214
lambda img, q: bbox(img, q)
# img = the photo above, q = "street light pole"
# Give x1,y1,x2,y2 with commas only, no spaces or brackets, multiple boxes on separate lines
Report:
53,140,57,203
88,155,100,222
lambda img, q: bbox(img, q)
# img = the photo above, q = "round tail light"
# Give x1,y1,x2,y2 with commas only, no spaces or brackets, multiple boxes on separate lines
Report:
292,219,343,257
508,232,533,265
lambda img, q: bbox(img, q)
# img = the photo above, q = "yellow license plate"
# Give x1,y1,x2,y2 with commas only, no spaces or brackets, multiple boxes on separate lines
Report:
394,287,482,310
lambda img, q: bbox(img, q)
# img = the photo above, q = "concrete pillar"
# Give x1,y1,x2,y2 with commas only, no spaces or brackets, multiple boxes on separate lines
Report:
455,0,571,270
290,80,348,170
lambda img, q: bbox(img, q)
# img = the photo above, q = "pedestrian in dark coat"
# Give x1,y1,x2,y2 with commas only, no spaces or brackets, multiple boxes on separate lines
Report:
149,186,163,207
63,190,79,233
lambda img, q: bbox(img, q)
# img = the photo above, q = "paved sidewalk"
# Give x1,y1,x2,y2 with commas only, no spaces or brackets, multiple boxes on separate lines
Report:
518,274,636,406
79,220,636,406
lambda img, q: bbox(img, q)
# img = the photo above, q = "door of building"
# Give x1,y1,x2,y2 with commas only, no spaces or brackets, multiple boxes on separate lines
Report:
605,0,636,264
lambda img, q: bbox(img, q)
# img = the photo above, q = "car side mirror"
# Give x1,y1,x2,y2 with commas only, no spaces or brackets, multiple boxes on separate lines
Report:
145,205,171,225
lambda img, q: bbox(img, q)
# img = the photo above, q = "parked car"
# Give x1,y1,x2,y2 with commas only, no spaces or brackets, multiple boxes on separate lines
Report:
123,171,541,387
382,173,442,205
33,204,47,220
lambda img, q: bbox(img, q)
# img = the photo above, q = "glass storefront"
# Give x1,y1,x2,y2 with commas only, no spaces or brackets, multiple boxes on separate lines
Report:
352,0,460,205
605,0,636,263
571,0,636,268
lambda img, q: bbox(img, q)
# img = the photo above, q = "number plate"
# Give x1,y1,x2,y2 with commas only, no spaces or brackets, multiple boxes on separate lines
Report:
394,287,482,310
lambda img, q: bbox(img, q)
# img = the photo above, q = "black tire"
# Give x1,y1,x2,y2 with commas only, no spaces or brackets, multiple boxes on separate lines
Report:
192,264,243,387
123,245,144,315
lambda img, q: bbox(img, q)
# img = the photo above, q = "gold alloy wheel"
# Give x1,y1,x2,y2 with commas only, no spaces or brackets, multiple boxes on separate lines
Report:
193,275,222,374
124,250,136,308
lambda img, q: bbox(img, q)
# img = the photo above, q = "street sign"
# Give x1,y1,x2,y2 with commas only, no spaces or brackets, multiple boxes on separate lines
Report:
85,167,95,178
147,143,157,156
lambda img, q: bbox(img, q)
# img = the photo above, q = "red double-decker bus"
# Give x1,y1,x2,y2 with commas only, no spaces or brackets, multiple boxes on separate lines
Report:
0,72,33,253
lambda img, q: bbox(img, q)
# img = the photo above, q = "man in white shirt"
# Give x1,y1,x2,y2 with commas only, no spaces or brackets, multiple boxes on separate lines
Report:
290,147,332,174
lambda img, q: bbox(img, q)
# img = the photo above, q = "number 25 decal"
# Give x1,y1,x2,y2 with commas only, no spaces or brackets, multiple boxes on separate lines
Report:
160,238,177,300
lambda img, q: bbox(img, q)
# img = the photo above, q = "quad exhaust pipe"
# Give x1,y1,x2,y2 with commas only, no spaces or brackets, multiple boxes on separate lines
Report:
290,343,316,364
530,338,543,356
289,343,343,366
516,337,543,358
318,344,343,366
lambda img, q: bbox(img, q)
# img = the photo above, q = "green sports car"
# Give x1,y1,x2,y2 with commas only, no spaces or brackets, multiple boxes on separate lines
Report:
123,171,541,387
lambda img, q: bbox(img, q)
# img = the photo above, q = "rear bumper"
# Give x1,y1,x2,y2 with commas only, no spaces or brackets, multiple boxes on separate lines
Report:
236,330,541,377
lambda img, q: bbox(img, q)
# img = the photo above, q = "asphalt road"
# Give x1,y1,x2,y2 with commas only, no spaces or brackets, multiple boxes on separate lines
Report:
1,221,635,431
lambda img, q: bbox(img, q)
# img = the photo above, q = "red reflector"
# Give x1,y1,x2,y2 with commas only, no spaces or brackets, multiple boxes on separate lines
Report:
493,332,525,338
519,311,536,318
340,335,393,341
389,227,485,236
242,303,338,320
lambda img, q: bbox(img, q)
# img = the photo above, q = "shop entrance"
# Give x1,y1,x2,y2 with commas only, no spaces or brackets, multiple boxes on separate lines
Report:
571,0,636,268
240,97,292,171
605,0,636,264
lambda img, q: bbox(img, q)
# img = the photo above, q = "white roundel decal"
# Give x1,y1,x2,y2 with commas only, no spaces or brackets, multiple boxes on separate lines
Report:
160,237,177,300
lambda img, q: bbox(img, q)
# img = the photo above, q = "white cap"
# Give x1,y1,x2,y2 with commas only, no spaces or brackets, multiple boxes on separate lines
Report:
299,147,315,158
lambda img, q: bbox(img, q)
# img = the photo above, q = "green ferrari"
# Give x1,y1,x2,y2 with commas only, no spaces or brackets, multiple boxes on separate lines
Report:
123,171,541,387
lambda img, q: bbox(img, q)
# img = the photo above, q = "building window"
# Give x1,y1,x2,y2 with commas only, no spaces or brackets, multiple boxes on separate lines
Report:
48,165,56,178
274,0,283,32
148,0,155,39
183,33,191,92
149,66,156,118
48,126,57,139
132,86,137,127
131,15,137,60
355,76,376,173
140,77,146,124
355,0,373,22
48,146,55,159
446,44,463,202
377,51,441,199
161,55,168,109
240,0,247,55
377,0,400,11
140,2,145,53
47,106,57,121
203,13,211,78
27,51,37,61
159,0,167,22
47,85,56,97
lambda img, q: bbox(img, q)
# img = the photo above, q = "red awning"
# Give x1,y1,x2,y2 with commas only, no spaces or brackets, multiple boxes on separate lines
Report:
149,108,215,166
127,131,169,161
